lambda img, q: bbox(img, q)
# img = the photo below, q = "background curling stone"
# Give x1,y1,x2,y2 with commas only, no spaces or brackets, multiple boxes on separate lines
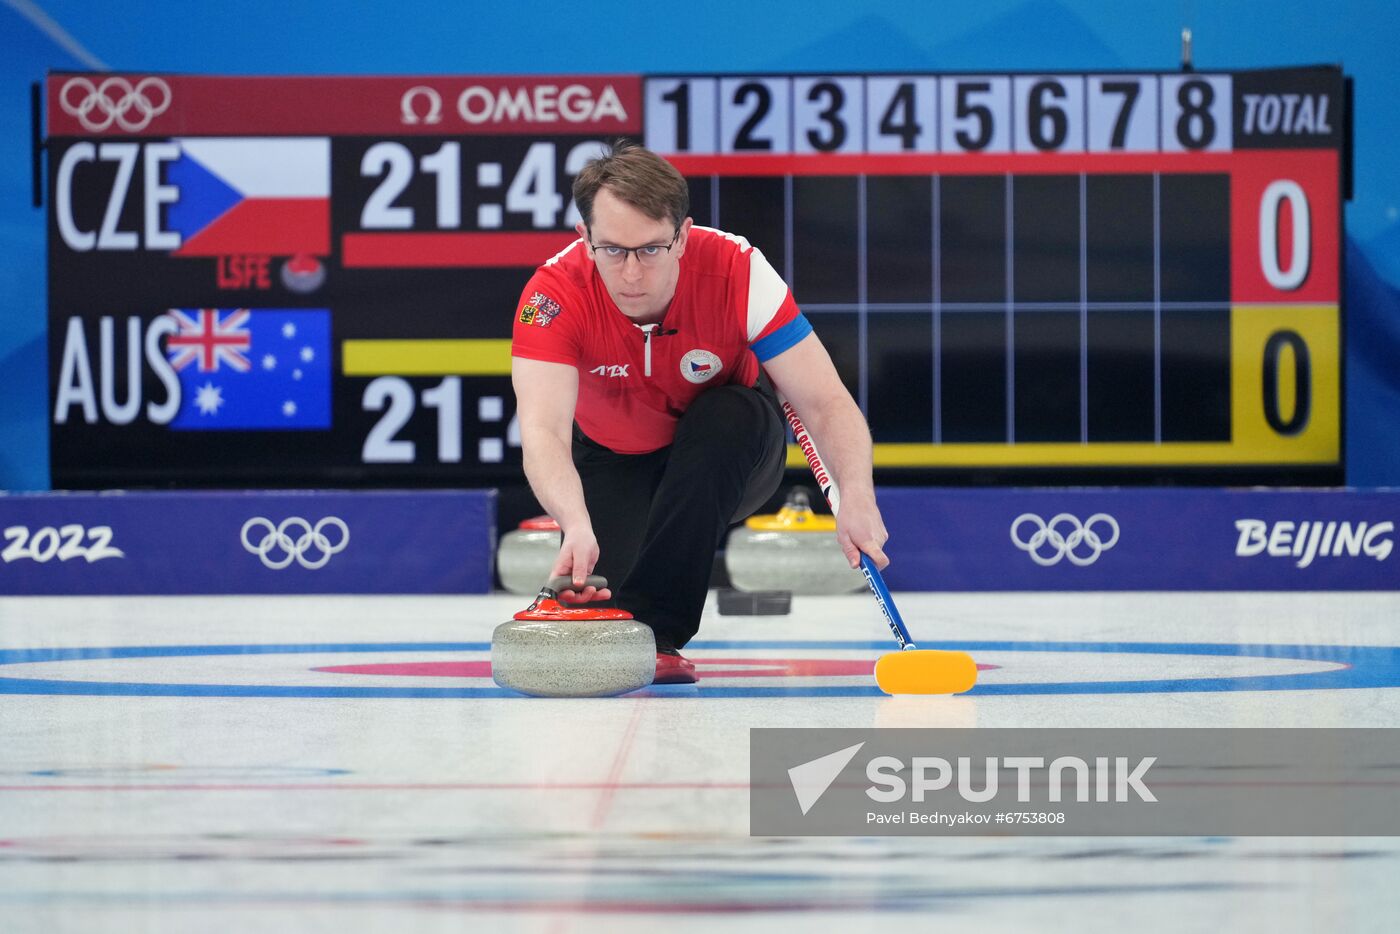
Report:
497,516,562,594
492,575,656,698
725,488,866,595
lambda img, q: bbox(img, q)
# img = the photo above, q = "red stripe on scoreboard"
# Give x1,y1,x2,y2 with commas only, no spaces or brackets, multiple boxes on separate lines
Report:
342,232,579,268
47,74,642,137
666,152,1244,176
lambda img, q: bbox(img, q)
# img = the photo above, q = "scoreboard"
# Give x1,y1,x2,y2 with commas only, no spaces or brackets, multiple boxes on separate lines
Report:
44,67,1348,488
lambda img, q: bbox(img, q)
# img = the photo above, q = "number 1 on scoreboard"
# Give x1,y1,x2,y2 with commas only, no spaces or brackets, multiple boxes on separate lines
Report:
645,78,718,154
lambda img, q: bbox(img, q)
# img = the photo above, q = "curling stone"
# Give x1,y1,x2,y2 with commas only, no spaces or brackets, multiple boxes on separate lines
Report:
491,575,656,698
724,488,867,595
496,516,562,594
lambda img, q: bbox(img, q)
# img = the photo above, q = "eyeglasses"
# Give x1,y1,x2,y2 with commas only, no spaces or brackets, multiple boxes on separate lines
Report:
587,226,681,268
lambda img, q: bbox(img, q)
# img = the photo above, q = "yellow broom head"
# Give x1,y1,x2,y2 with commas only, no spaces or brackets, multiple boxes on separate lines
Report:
873,649,978,695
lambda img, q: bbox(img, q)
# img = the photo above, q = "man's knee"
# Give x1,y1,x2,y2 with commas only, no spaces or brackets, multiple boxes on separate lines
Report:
676,386,774,441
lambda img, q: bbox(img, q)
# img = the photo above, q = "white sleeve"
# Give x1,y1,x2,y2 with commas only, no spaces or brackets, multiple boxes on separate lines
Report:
745,248,790,342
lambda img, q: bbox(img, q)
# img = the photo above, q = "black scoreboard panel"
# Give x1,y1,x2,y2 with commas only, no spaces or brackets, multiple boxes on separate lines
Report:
45,68,1346,488
675,171,1240,446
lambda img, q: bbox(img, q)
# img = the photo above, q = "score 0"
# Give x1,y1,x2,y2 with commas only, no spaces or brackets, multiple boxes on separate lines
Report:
1230,151,1338,304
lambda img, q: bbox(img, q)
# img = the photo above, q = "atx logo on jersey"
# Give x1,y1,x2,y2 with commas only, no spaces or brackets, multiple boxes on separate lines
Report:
589,364,630,378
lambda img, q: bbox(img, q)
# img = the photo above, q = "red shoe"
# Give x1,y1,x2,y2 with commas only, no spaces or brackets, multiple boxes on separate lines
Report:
654,650,697,684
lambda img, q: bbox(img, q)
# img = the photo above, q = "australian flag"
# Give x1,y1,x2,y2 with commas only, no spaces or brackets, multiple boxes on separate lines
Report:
164,308,331,430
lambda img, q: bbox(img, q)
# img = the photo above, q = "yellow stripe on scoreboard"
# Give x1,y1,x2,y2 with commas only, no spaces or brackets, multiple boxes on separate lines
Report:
342,339,513,376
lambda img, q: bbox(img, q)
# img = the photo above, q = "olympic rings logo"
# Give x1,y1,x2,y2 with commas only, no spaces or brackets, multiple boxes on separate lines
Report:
59,76,172,132
240,517,349,570
1010,513,1120,567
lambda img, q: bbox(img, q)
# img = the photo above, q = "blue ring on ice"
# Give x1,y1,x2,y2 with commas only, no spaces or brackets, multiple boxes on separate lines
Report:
0,640,1394,698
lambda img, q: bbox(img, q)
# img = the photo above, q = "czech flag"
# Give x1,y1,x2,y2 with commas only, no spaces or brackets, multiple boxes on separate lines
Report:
167,137,330,257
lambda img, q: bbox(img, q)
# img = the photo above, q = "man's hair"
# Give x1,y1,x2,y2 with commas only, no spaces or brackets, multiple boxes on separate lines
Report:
573,139,689,230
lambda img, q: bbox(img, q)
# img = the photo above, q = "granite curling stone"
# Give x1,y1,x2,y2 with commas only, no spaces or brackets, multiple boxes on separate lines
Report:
725,488,867,595
496,516,563,595
491,575,656,698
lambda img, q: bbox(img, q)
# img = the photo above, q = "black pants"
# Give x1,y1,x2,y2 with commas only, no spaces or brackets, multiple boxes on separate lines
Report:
573,380,786,650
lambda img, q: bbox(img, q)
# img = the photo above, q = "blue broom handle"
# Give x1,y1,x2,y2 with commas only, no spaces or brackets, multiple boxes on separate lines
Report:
779,396,916,650
858,553,916,650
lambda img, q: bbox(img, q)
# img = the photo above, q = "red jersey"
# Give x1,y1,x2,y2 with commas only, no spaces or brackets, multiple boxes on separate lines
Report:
511,226,811,454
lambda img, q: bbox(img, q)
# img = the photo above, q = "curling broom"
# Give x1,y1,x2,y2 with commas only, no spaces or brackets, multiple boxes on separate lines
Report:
780,398,978,695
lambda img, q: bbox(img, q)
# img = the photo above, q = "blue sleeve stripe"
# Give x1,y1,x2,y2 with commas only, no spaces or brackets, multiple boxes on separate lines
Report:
750,313,813,362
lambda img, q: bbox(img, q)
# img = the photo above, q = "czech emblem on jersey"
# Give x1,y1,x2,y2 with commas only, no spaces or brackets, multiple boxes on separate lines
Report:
519,292,562,328
680,349,723,384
